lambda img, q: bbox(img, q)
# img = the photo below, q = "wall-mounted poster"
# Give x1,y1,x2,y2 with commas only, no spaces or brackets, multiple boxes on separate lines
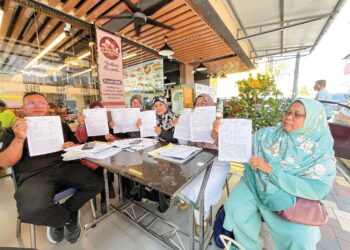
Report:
123,59,164,93
96,28,124,107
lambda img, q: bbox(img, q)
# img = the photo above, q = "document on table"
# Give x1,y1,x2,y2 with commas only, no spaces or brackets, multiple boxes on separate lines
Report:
111,138,158,151
62,143,121,161
139,110,157,137
111,108,140,133
191,106,216,143
174,108,192,141
218,119,252,162
26,116,64,157
148,144,202,163
83,108,109,136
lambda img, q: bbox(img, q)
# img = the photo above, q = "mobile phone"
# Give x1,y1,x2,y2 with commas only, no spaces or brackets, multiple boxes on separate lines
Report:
82,142,95,150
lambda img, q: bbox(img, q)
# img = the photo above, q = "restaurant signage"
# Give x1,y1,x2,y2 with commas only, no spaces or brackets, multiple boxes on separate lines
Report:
96,28,124,107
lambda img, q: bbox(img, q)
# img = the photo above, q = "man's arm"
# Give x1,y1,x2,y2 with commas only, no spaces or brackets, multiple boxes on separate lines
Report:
0,119,27,168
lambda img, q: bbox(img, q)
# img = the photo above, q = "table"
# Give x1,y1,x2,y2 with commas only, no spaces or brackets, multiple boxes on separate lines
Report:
86,142,216,249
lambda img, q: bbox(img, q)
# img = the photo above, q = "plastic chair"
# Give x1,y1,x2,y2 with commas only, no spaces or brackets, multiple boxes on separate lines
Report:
220,234,245,250
11,170,96,248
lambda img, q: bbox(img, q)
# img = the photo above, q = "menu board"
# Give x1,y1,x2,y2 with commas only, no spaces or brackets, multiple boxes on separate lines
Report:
123,59,164,93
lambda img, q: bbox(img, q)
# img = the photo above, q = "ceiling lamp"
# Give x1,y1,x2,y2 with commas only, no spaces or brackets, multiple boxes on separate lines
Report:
158,36,174,56
65,57,83,68
196,59,207,71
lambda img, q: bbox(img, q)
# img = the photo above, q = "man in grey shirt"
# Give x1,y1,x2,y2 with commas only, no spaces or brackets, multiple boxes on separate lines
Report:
314,79,332,119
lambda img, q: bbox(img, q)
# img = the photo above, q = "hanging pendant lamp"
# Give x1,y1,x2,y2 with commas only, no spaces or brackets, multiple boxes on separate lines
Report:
159,36,174,56
196,58,207,71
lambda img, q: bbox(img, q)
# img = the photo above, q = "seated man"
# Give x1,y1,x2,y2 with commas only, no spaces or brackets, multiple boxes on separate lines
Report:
0,92,103,244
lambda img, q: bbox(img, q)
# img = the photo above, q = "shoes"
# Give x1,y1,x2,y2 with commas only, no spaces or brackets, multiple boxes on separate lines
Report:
178,202,189,211
65,211,82,244
157,193,170,213
46,226,64,244
100,201,107,214
195,220,208,237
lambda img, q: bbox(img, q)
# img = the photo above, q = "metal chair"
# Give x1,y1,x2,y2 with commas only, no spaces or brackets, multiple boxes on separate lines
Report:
219,234,245,250
11,169,97,248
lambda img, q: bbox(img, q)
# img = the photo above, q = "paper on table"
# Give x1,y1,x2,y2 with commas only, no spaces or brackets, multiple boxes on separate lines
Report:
26,116,64,157
139,110,157,137
157,144,202,159
83,108,109,136
111,108,140,133
174,108,192,141
192,106,216,143
112,138,158,151
218,119,252,162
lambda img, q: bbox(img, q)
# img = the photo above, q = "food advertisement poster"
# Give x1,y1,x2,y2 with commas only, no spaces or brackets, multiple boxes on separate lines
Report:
123,59,163,93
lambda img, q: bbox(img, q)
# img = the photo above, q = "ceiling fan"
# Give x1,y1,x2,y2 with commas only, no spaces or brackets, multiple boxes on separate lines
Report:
99,0,174,37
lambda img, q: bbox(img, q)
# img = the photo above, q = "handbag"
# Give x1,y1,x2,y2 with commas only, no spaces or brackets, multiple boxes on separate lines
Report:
276,197,328,226
214,205,235,249
80,159,99,170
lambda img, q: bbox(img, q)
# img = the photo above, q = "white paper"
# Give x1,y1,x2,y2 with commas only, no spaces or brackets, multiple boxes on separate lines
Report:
26,116,64,157
158,145,201,160
139,110,157,137
174,108,192,141
62,143,120,161
218,119,252,162
111,138,158,151
192,106,216,143
83,108,109,136
111,108,140,134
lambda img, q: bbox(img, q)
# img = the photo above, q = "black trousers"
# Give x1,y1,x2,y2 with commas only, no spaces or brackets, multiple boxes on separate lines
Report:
14,162,103,228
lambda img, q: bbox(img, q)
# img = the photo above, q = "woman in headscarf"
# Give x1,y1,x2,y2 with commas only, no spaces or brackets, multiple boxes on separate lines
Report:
218,99,336,250
74,101,115,214
178,94,231,235
151,95,178,143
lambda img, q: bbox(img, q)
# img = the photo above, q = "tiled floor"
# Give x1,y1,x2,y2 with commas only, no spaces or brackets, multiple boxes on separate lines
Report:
1,162,350,250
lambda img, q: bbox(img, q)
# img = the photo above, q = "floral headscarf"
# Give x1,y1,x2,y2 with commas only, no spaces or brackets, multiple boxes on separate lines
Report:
248,98,336,210
152,96,177,131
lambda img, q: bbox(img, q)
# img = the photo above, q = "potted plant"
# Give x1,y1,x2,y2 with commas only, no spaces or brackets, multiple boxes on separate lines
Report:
226,72,289,131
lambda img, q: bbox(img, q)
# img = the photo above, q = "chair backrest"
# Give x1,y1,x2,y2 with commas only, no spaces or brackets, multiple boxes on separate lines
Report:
220,234,245,250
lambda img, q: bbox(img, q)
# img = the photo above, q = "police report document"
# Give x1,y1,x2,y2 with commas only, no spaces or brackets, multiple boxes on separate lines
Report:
139,110,157,137
192,106,216,143
26,116,64,156
83,108,109,136
174,108,192,141
111,108,140,133
218,119,252,162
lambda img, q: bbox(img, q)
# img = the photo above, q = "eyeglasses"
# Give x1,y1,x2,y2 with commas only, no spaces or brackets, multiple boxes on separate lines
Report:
283,110,305,119
25,101,48,108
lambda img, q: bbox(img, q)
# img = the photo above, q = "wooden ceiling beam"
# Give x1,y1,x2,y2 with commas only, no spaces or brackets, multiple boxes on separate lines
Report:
85,0,122,23
75,0,101,19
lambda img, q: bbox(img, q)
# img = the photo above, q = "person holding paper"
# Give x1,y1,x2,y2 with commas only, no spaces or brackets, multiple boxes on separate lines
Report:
177,94,230,235
216,99,336,250
74,101,116,214
0,92,103,244
106,95,144,141
137,96,177,143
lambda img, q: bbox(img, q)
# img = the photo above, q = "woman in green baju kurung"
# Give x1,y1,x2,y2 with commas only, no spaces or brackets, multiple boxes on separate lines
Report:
221,99,336,250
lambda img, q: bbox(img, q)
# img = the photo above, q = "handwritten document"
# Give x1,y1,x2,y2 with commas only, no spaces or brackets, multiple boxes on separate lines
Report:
174,108,192,141
139,110,157,137
111,108,140,133
26,116,64,156
218,119,252,162
192,106,216,143
83,108,109,136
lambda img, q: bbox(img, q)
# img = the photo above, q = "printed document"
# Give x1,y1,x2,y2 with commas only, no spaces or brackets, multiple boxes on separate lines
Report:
174,108,192,141
139,110,157,137
218,119,252,162
83,108,109,136
26,116,64,156
111,108,140,133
